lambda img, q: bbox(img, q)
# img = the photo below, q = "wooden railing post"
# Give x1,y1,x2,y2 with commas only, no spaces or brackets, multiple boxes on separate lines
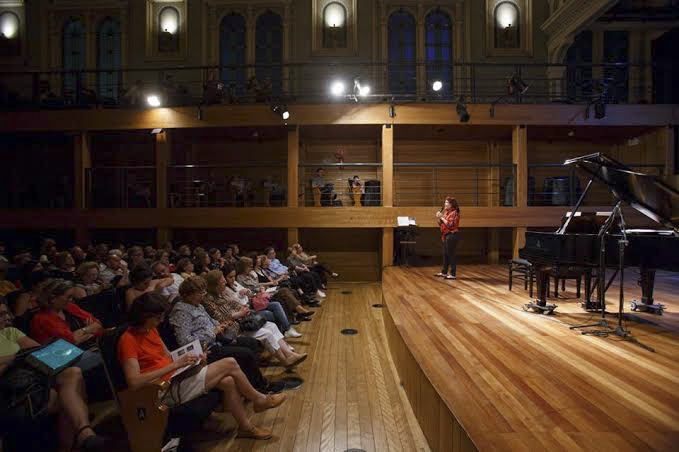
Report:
512,125,528,259
155,129,171,246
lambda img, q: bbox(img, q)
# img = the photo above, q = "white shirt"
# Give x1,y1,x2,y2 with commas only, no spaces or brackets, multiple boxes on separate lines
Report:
226,281,250,306
161,273,184,302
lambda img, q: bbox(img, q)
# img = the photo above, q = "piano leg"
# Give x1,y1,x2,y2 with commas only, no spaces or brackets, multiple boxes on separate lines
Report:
630,268,664,315
582,269,603,311
522,268,557,314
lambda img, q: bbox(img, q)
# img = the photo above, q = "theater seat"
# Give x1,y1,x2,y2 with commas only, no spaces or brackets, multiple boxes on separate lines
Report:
99,327,220,452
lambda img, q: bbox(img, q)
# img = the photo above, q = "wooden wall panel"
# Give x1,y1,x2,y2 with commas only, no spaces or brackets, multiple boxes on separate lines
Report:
90,131,156,166
299,228,380,281
171,228,288,255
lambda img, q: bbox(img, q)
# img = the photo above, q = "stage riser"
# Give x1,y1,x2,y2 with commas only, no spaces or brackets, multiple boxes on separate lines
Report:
383,298,477,452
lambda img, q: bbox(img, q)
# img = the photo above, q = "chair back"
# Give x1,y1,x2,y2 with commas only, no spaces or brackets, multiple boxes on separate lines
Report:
98,325,131,395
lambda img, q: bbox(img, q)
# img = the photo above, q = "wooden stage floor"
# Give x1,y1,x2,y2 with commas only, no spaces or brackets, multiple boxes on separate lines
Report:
382,265,679,451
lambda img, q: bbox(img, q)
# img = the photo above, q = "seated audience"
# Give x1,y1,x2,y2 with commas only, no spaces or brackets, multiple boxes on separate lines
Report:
176,257,196,280
119,293,284,439
266,247,324,301
126,246,146,269
73,262,106,299
5,290,38,334
203,267,307,368
0,300,109,451
193,249,211,276
52,251,76,280
39,238,58,267
70,246,87,266
125,266,173,311
256,255,314,322
0,260,18,296
143,246,157,262
99,251,129,286
288,244,338,292
151,261,183,303
236,256,294,336
223,246,237,266
158,250,176,273
176,244,192,261
208,248,224,271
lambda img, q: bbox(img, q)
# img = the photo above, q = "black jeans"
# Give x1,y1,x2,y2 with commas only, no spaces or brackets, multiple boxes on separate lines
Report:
441,232,459,276
206,336,268,391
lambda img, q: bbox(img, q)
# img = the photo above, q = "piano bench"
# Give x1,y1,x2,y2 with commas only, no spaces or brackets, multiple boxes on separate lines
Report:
508,259,534,297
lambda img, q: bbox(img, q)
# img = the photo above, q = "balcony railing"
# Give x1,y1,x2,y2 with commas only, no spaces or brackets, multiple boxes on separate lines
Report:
394,163,516,207
527,163,664,206
86,166,155,208
168,164,287,207
298,163,382,207
0,61,673,111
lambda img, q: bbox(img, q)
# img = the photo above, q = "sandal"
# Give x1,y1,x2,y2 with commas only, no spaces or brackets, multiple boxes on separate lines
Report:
236,426,273,440
73,425,109,451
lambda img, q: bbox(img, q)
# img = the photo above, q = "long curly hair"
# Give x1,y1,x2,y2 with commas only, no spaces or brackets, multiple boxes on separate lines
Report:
445,197,460,213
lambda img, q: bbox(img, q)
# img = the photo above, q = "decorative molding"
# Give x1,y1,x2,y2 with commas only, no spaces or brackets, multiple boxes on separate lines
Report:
311,0,358,57
484,0,533,57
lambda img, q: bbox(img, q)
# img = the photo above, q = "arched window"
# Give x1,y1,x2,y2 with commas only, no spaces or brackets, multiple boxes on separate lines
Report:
425,10,452,96
323,2,347,48
255,11,283,97
388,11,416,95
97,18,122,101
220,13,246,95
158,6,179,52
494,2,520,48
62,18,86,98
0,11,21,56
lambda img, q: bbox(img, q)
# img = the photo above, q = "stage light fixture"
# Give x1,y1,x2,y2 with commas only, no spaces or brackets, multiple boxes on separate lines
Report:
353,78,371,98
432,80,443,92
330,80,345,97
146,94,161,107
456,96,470,123
271,104,290,121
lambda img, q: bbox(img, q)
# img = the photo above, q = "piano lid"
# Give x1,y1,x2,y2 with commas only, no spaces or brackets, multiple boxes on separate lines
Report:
564,153,679,232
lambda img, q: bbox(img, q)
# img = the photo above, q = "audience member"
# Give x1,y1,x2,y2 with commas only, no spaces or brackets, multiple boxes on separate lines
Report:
52,251,76,280
70,246,87,266
125,266,173,311
120,293,284,439
73,262,106,299
0,261,18,296
176,257,196,280
127,246,146,269
151,261,183,303
99,251,129,286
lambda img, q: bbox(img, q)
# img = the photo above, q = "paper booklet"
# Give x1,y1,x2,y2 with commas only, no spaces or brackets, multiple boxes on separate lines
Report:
397,216,417,227
169,339,203,379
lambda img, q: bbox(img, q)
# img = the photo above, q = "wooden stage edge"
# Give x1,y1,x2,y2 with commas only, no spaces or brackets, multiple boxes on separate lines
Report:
382,265,679,452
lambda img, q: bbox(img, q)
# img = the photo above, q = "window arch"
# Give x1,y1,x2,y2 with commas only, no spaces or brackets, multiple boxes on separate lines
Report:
62,18,86,98
97,17,122,101
323,2,347,48
220,13,246,95
494,2,520,48
388,10,416,95
158,6,179,52
255,11,283,97
425,10,452,96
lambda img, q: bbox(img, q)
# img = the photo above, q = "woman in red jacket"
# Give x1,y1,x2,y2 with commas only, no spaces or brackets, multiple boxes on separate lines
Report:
434,197,460,280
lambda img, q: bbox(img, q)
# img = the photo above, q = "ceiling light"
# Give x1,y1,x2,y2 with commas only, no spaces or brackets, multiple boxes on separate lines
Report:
432,80,443,92
271,104,290,121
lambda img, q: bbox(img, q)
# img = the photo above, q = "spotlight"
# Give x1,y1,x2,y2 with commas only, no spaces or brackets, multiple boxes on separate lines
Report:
271,104,290,121
150,128,163,135
432,80,443,92
456,96,470,123
508,74,529,95
330,80,345,97
146,94,161,107
353,79,371,97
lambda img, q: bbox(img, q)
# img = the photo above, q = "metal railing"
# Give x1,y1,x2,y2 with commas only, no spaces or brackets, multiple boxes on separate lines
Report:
86,166,155,208
0,61,673,111
299,163,382,207
394,163,516,207
168,164,287,207
527,163,665,206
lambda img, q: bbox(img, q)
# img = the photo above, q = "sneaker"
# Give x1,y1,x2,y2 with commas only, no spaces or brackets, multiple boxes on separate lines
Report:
316,290,326,298
445,275,456,280
434,272,446,277
285,327,302,338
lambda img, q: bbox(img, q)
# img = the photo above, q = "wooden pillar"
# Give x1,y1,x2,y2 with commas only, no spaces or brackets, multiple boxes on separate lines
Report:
73,131,91,209
156,130,171,246
287,228,299,249
661,125,676,176
487,140,500,264
155,130,170,209
512,125,528,258
287,126,299,207
382,124,394,207
382,227,394,269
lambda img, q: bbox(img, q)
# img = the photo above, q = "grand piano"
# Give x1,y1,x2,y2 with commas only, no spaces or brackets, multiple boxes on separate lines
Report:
519,153,679,315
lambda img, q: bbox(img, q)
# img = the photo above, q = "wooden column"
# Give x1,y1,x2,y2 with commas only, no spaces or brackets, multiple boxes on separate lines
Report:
382,227,394,269
487,140,500,264
287,228,299,249
155,130,171,246
661,125,676,176
512,125,528,258
287,125,299,207
73,131,91,245
382,124,394,207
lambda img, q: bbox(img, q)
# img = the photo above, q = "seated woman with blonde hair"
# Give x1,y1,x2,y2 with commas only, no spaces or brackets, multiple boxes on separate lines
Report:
204,267,307,368
119,292,285,440
73,261,107,299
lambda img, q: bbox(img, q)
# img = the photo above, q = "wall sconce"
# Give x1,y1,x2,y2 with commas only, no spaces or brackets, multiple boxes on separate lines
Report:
495,2,517,30
0,12,19,39
324,2,345,28
159,7,179,35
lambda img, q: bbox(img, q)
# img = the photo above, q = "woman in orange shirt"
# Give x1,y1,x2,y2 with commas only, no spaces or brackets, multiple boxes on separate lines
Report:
434,197,460,280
